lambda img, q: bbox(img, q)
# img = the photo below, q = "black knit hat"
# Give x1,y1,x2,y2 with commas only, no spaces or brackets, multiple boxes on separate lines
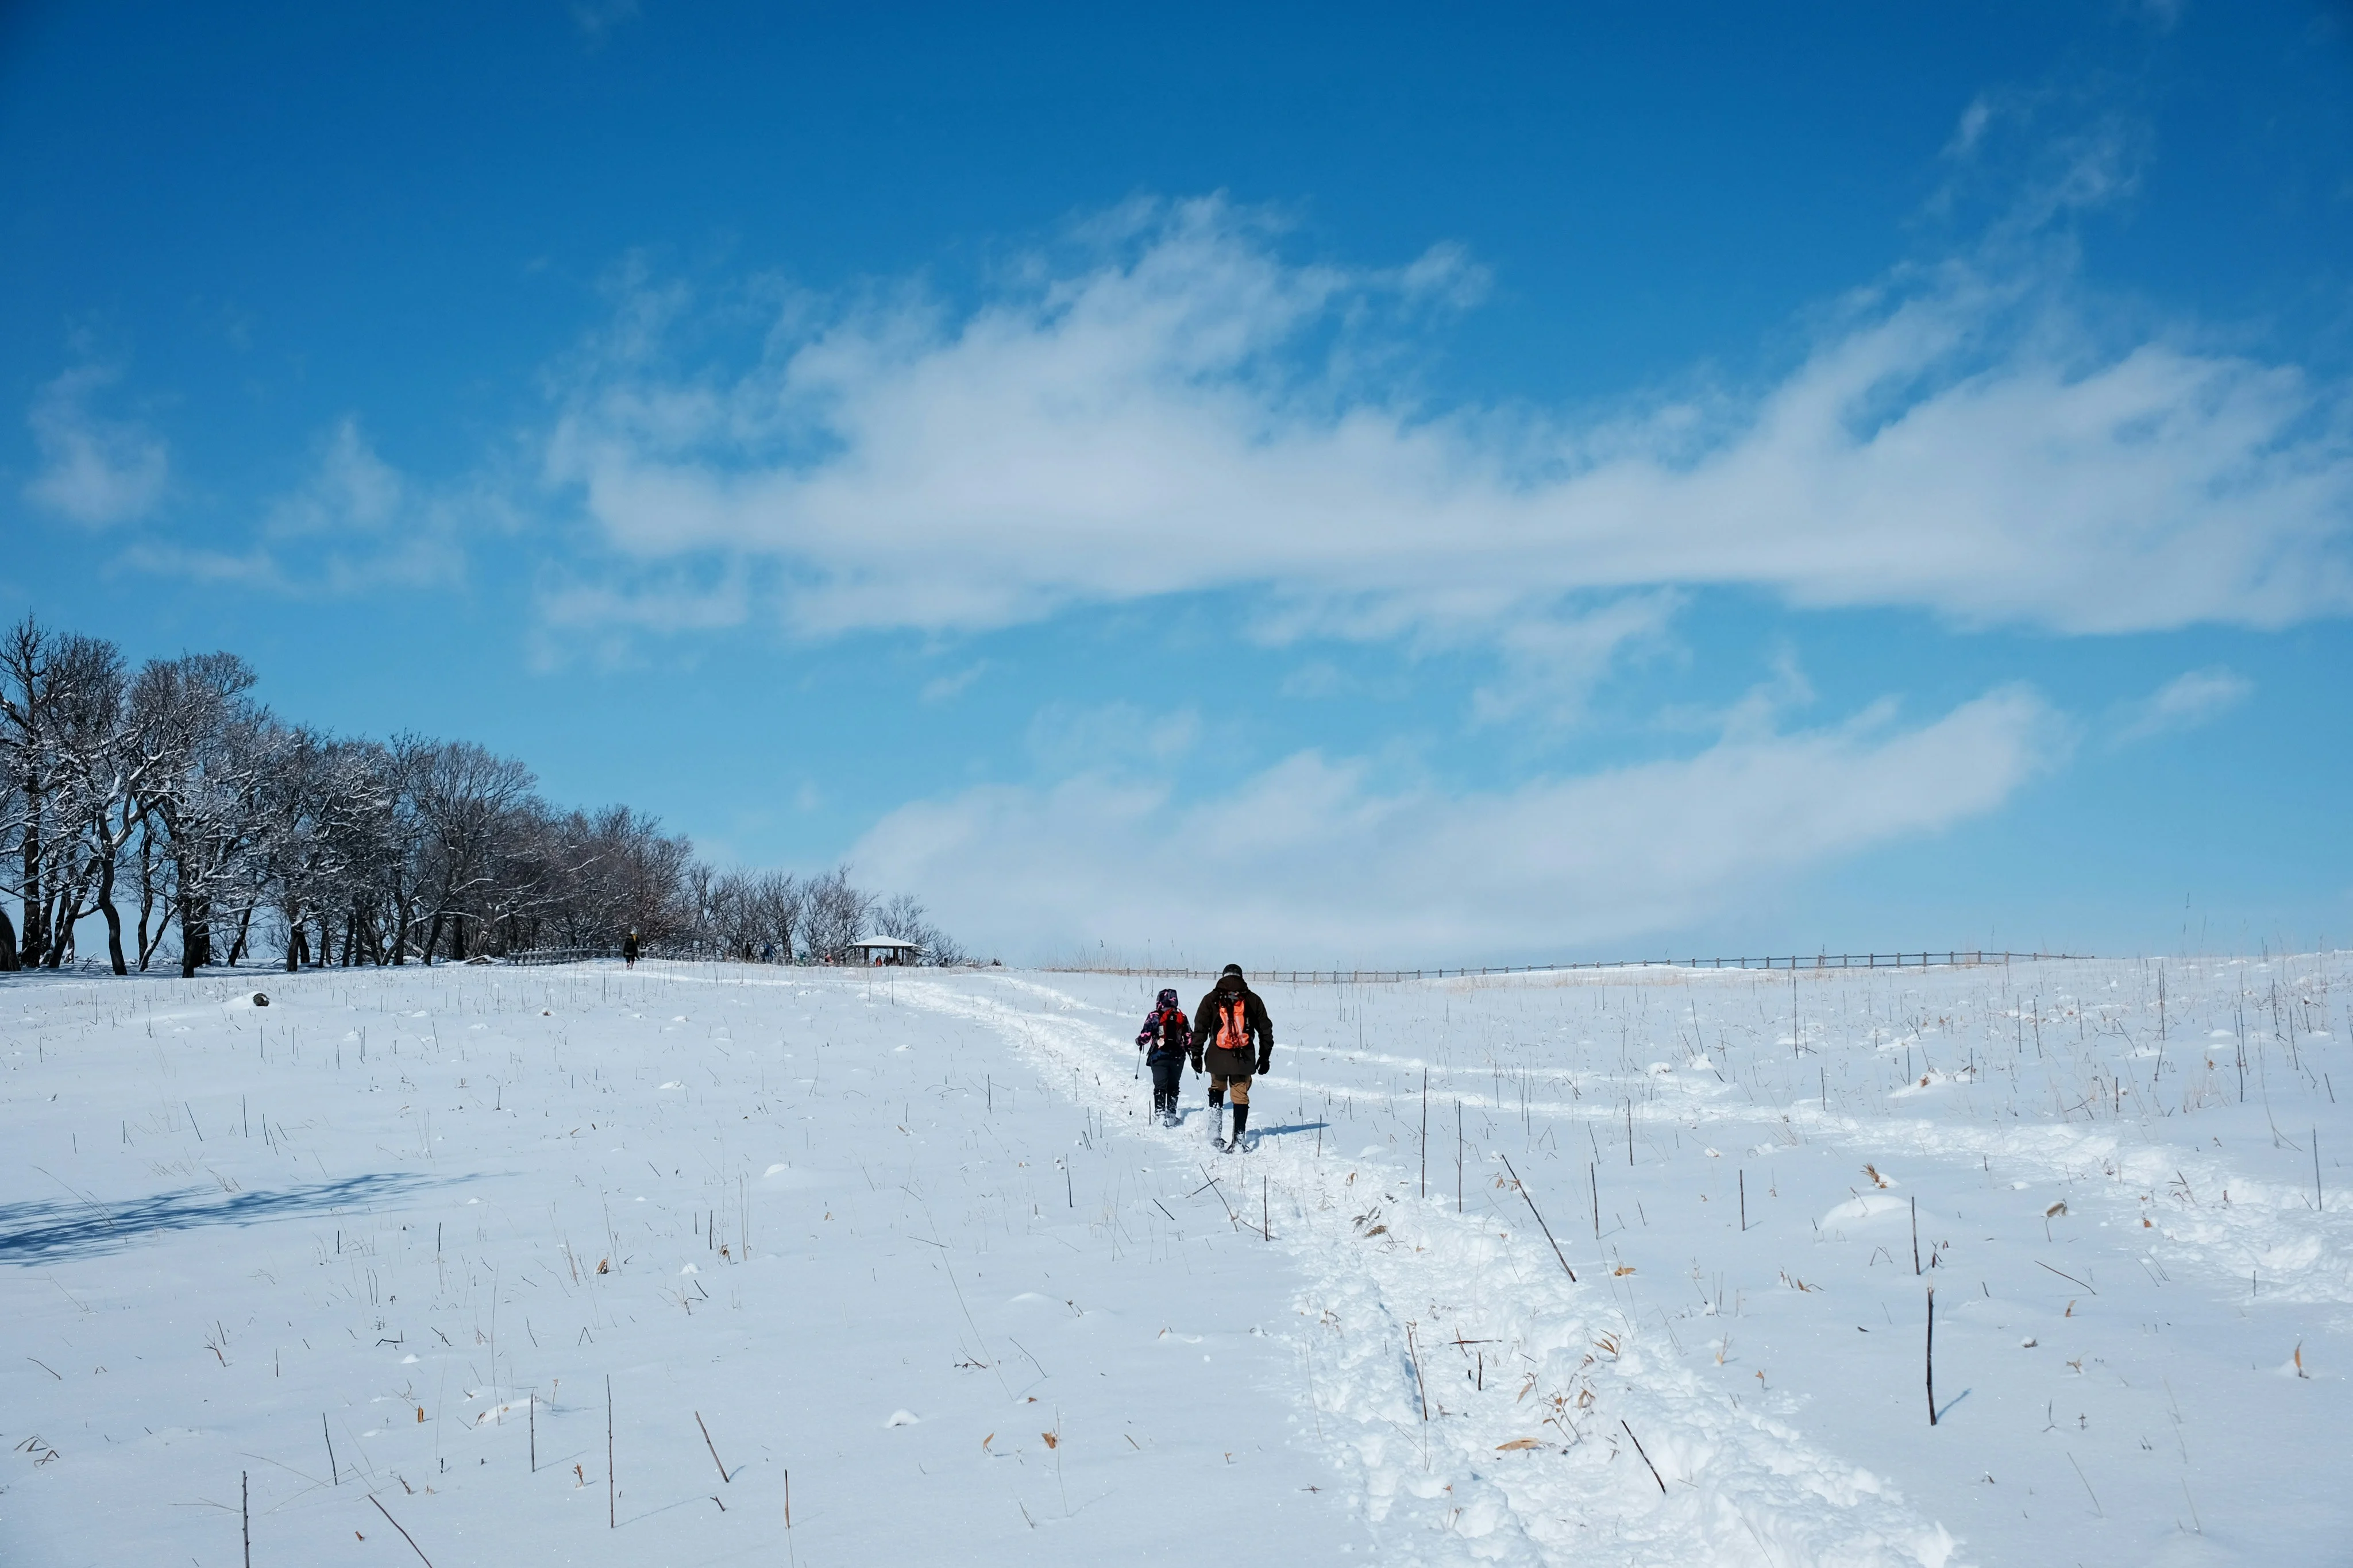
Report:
1220,963,1243,978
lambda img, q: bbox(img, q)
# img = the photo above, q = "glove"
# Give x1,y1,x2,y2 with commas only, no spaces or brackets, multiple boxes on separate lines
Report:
1189,1052,1202,1073
1255,1049,1271,1076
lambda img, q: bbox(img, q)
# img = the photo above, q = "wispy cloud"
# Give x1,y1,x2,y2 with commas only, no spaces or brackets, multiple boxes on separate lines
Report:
125,418,483,596
1024,700,1198,775
23,362,168,526
919,661,988,703
571,0,639,42
2113,665,2252,744
1469,592,1683,728
535,563,749,637
538,195,2353,656
265,417,406,538
854,685,2063,963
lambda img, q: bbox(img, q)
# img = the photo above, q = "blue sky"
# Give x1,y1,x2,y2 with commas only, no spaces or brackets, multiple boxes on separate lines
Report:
5,2,2351,964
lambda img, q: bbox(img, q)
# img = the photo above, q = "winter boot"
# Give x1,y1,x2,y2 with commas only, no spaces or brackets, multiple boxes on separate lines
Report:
1208,1100,1225,1147
1229,1102,1251,1151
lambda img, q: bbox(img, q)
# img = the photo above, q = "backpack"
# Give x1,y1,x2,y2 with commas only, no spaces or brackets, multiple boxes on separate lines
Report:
1139,1006,1185,1054
1215,994,1251,1053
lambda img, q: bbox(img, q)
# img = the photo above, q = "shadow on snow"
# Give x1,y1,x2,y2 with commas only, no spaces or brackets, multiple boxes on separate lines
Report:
0,1173,443,1263
1243,1121,1330,1140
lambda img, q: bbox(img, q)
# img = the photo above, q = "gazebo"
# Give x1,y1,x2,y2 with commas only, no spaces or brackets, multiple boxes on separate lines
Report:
848,936,923,966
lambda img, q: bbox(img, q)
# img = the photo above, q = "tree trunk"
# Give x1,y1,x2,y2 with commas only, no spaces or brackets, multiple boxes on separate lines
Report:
21,809,44,969
95,849,127,975
176,836,213,976
0,903,17,970
140,913,171,972
423,907,445,967
227,902,255,966
284,902,303,972
39,885,63,968
133,839,152,971
43,865,91,970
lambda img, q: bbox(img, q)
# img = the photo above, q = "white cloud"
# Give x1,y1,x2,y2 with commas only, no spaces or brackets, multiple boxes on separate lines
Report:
126,418,478,595
1024,700,1198,775
1946,96,1997,160
2113,665,2251,744
1279,660,1351,699
116,540,286,588
24,364,168,526
536,566,747,633
539,196,2353,650
919,661,988,703
1469,592,1683,727
572,0,638,40
265,417,406,538
852,685,2061,964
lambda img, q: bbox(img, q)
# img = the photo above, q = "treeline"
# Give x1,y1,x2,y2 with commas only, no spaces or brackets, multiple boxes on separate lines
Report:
0,617,963,976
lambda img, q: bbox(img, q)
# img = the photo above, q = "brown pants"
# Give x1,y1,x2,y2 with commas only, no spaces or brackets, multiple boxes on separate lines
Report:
1209,1073,1251,1106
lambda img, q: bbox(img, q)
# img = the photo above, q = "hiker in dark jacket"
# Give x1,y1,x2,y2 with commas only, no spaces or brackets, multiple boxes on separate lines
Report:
1191,964,1272,1150
1135,988,1193,1126
622,930,639,968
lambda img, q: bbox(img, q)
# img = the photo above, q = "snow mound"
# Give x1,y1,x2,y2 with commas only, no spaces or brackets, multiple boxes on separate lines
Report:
1822,1192,1910,1225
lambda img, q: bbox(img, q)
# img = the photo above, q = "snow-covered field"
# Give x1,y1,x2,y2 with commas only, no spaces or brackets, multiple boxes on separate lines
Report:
3,954,2347,1565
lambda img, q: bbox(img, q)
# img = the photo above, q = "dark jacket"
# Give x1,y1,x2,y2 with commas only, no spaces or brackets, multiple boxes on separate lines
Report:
1191,975,1272,1078
1136,992,1193,1063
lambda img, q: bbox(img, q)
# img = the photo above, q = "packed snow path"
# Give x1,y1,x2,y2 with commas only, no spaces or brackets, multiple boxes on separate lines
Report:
3,956,2348,1566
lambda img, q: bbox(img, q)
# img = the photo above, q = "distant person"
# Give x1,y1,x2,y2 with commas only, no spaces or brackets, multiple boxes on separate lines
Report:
1135,988,1194,1127
1191,963,1272,1152
622,929,639,968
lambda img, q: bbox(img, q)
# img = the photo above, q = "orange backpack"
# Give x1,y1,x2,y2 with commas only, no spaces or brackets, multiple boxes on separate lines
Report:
1215,994,1251,1053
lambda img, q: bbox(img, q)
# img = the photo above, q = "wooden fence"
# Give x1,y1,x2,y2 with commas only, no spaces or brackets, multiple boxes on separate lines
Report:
1048,951,2090,984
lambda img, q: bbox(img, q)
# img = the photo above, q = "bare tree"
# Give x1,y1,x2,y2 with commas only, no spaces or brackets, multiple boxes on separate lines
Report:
751,870,802,960
697,867,804,961
0,770,21,969
874,891,966,966
873,892,924,943
0,617,70,968
0,619,963,976
406,740,535,964
800,866,873,963
135,656,272,975
45,634,135,973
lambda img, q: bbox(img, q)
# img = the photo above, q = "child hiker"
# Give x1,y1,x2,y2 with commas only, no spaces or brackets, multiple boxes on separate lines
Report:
1135,987,1194,1127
